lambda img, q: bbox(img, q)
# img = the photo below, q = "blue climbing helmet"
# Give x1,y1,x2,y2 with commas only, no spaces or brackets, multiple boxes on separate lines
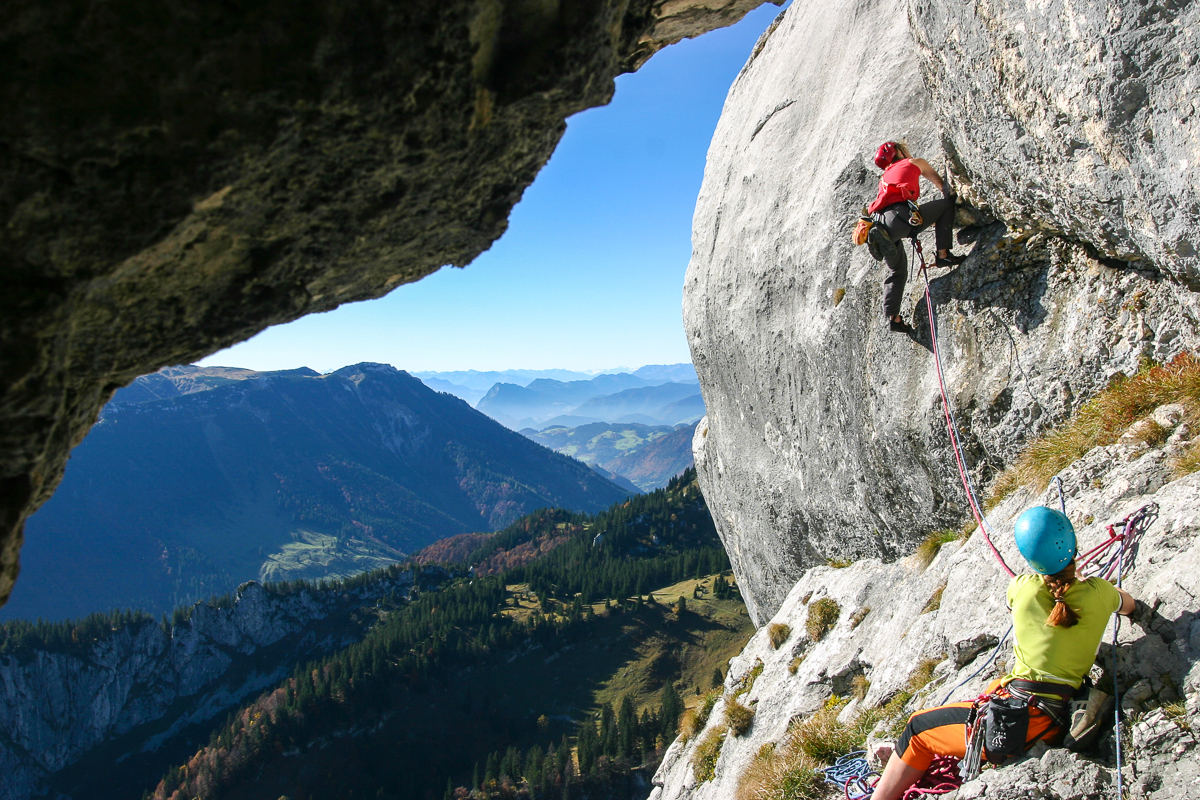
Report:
1013,506,1076,575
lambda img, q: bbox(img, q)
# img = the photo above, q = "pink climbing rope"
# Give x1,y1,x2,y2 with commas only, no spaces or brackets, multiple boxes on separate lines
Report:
901,755,962,799
917,244,1016,577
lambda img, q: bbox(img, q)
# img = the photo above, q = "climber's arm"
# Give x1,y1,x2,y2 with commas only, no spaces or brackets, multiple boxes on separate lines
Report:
1117,588,1136,616
909,158,945,193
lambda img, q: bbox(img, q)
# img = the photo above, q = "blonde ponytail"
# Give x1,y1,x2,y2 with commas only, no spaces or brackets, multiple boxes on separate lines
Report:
1042,562,1079,627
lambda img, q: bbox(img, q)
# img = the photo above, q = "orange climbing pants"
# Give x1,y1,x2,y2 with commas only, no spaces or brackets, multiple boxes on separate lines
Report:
895,679,1060,771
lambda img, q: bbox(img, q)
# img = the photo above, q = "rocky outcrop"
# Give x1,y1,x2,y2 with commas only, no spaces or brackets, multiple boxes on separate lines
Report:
0,0,781,610
653,412,1200,799
683,0,1200,624
911,0,1200,288
0,574,412,800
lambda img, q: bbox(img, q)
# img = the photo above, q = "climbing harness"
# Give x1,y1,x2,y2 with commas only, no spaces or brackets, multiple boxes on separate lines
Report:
915,240,1015,577
906,200,923,227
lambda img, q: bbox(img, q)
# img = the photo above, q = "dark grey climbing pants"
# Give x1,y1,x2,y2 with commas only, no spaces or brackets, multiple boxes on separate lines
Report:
880,197,955,319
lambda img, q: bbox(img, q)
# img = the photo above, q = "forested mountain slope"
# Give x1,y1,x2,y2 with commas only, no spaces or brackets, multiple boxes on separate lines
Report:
5,364,630,621
1,471,753,800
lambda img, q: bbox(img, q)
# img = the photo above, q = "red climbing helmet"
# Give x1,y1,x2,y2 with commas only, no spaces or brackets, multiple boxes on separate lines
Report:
874,142,898,169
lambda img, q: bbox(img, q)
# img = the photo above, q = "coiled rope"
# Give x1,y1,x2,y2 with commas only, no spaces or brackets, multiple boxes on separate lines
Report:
823,751,961,799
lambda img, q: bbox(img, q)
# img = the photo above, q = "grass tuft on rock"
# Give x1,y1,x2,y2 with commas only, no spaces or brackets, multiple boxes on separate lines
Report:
788,654,805,675
681,687,724,741
914,529,963,569
1162,701,1192,733
692,726,728,782
768,623,792,649
725,698,755,736
920,582,946,615
734,660,764,699
787,696,878,764
806,598,840,641
849,607,871,630
735,740,823,800
988,353,1200,505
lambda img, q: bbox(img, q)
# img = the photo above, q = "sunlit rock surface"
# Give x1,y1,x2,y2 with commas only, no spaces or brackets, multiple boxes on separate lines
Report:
0,0,781,608
912,0,1200,288
654,419,1200,799
683,0,1200,625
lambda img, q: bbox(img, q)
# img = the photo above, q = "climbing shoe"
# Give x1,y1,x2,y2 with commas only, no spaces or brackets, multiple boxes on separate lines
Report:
866,225,897,263
935,252,967,267
889,318,914,335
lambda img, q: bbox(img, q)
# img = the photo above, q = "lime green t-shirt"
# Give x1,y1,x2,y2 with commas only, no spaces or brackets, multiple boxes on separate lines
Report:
1006,573,1123,688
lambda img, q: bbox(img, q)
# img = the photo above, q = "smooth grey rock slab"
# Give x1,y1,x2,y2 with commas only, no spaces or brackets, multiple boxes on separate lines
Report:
683,0,1200,625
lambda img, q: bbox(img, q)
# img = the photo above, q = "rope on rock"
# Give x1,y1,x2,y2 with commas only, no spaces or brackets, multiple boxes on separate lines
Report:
916,241,1015,577
822,751,876,799
1111,513,1133,800
822,751,962,799
903,756,963,798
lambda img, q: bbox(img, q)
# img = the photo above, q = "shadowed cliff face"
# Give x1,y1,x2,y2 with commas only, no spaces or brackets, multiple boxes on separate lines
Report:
0,0,781,608
683,0,1200,624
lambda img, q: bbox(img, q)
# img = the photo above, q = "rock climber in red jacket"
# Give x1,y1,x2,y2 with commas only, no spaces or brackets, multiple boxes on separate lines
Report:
866,141,967,334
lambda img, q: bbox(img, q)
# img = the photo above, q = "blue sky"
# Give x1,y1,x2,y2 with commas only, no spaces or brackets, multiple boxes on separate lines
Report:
201,5,787,374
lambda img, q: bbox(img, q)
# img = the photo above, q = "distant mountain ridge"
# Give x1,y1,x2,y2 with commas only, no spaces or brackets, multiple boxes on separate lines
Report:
415,363,699,416
523,421,699,491
4,364,631,621
474,377,702,430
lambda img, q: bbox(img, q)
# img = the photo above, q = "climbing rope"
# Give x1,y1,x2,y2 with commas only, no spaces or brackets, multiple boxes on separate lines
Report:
822,751,962,799
822,751,876,799
916,241,1015,577
1111,515,1131,800
903,756,962,798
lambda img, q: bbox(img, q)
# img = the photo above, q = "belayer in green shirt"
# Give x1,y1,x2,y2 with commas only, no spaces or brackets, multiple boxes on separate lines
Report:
870,507,1136,800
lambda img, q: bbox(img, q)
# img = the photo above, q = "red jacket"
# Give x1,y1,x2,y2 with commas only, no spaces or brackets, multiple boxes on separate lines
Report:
868,158,920,214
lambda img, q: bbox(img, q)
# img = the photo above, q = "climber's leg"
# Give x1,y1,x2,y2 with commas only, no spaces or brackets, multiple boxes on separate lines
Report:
870,751,925,800
881,207,911,323
912,198,965,265
882,246,909,321
894,702,973,771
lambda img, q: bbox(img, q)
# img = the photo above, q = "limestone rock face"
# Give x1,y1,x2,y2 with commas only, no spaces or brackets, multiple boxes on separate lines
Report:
652,417,1200,799
911,0,1200,288
0,576,411,800
683,0,1200,625
0,0,781,609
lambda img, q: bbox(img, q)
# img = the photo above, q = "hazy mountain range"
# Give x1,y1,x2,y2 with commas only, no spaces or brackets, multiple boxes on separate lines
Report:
416,363,698,407
4,364,631,621
464,372,702,431
523,421,699,492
